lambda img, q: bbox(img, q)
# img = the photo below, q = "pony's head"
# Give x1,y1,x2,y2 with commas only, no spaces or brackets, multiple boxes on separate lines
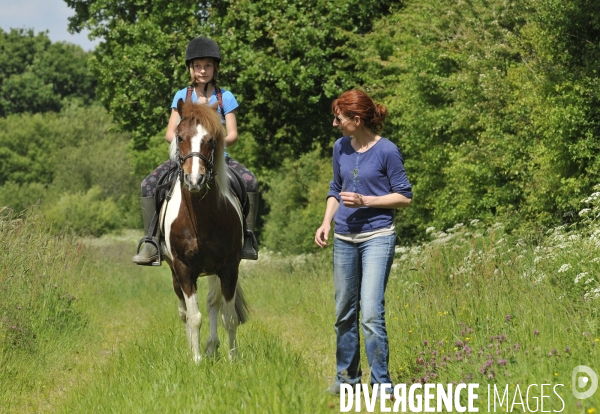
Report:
171,99,226,193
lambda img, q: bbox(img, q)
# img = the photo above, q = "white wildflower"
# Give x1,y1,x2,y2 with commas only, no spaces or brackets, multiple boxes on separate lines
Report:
469,219,480,226
586,278,595,285
425,226,436,234
583,287,600,300
447,223,464,233
590,257,600,263
575,273,588,284
579,208,592,216
557,264,572,273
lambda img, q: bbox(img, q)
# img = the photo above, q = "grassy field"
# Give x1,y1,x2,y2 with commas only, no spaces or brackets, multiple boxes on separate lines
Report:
1,207,599,413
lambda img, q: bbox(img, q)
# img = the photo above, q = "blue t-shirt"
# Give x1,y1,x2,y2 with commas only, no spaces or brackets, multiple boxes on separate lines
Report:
171,86,238,157
171,87,239,122
327,137,412,235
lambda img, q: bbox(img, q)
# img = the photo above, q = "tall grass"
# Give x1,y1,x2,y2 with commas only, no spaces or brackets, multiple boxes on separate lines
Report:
2,195,600,412
0,207,86,410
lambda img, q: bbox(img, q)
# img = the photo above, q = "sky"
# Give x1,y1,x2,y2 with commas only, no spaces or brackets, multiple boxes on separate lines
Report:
0,0,99,51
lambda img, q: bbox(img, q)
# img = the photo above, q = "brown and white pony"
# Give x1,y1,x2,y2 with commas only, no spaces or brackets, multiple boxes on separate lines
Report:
161,99,248,363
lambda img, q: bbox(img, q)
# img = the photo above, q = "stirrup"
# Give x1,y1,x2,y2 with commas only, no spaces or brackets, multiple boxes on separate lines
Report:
135,236,162,266
240,231,258,260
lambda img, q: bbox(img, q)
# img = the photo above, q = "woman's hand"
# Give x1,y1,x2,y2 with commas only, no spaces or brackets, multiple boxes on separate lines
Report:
340,191,370,208
314,223,332,248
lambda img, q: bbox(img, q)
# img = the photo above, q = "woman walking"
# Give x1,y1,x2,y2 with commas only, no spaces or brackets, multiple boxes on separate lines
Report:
315,89,412,393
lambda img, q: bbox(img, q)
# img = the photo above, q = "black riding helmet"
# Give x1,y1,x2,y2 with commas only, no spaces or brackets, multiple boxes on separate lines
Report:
185,37,221,67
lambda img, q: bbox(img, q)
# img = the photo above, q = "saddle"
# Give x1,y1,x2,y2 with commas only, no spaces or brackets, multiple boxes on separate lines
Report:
138,163,250,265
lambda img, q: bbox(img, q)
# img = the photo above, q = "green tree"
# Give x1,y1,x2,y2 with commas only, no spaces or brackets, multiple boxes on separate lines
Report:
66,0,401,169
357,0,600,238
0,28,96,116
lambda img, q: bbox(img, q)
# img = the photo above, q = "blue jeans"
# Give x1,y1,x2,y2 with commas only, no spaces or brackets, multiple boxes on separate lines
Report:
333,234,396,388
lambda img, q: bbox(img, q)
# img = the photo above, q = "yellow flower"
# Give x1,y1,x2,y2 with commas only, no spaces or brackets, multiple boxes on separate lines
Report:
554,372,558,377
465,337,471,341
409,329,413,333
595,338,599,342
586,408,596,414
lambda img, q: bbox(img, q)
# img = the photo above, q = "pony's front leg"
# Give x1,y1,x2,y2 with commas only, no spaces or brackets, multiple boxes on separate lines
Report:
205,275,221,357
183,290,202,363
174,263,202,363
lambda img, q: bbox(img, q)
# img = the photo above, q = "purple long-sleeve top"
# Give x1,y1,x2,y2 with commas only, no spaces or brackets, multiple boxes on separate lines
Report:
326,136,412,235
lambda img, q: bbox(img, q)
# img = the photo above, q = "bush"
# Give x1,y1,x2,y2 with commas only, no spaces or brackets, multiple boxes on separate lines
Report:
44,187,125,236
0,181,47,212
261,149,332,254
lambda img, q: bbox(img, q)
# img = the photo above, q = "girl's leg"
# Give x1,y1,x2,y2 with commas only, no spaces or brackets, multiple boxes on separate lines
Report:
225,157,257,192
333,237,363,389
141,160,173,197
133,160,172,265
358,234,396,388
226,157,259,260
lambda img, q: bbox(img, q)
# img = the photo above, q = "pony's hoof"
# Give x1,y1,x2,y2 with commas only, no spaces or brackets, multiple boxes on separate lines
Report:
206,339,220,357
192,354,202,364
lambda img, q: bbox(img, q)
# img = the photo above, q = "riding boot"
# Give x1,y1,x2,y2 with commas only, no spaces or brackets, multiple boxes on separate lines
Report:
240,192,259,260
132,196,160,265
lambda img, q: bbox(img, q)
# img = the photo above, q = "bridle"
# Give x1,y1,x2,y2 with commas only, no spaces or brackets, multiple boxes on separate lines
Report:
174,129,217,188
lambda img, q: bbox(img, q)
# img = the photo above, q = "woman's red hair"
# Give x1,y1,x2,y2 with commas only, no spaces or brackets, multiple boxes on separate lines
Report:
332,90,388,133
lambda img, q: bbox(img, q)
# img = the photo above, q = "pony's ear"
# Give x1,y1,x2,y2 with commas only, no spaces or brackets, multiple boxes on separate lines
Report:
176,98,185,117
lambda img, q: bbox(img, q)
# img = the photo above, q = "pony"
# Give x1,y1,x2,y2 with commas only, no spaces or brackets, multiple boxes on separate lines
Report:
160,99,249,363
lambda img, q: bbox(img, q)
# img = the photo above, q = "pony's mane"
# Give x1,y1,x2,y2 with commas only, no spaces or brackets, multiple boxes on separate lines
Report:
170,101,229,193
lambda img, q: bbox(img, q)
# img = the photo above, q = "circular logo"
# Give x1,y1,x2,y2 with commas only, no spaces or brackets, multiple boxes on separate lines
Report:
572,365,598,399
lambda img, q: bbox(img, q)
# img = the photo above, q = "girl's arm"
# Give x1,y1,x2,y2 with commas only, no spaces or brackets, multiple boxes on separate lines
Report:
224,111,238,147
165,108,179,144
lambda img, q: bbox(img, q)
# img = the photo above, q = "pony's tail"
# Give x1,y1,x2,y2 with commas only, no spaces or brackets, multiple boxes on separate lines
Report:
235,283,250,325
